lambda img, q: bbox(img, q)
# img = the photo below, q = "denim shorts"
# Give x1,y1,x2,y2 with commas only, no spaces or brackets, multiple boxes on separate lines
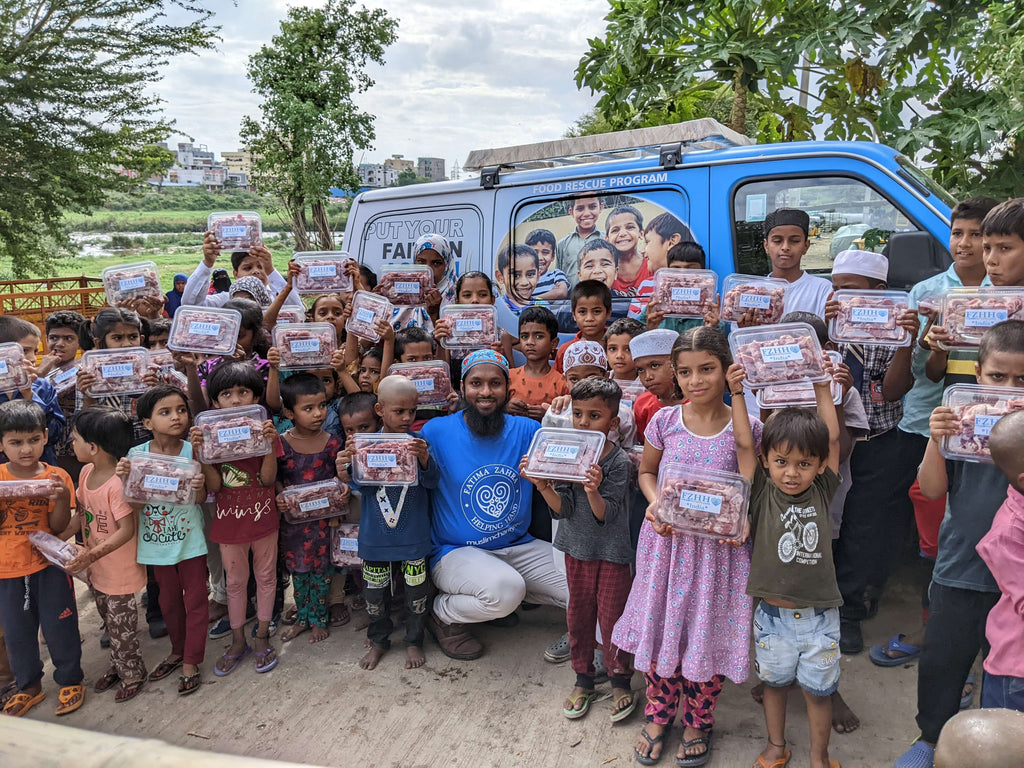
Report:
981,672,1024,712
752,601,841,697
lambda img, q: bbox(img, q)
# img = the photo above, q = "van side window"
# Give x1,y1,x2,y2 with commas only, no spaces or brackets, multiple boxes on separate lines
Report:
732,177,921,275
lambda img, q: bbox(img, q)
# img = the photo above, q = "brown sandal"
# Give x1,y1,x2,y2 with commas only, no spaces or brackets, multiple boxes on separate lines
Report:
3,689,46,717
114,679,144,703
55,685,84,715
329,603,351,627
94,669,120,693
178,672,202,696
148,657,183,681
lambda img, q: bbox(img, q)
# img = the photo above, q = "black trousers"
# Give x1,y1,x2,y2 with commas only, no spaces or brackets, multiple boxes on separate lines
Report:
916,582,998,743
834,428,920,622
363,559,430,649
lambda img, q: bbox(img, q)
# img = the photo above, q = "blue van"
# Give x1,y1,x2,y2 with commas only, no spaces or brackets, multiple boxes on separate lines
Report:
344,119,954,336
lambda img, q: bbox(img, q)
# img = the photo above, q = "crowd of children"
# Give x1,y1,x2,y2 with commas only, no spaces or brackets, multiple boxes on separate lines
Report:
0,198,1023,768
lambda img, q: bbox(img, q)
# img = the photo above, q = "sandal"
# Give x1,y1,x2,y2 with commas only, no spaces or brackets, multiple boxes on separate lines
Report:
635,724,667,766
148,657,183,682
213,645,251,677
611,690,638,723
329,603,351,627
94,669,120,693
55,684,85,715
754,750,791,768
0,680,18,707
115,679,144,703
676,729,713,767
254,632,278,673
562,689,597,720
869,634,922,667
2,689,46,717
178,672,202,696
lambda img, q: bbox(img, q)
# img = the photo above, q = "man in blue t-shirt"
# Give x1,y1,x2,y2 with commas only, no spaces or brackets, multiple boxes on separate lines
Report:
422,350,568,660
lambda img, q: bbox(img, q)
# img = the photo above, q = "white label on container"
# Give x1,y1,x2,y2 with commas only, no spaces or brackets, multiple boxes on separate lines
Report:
217,425,251,443
395,281,420,294
974,414,1000,437
0,361,7,376
739,293,772,310
760,344,803,363
543,443,580,461
101,363,133,378
299,497,330,513
850,307,891,325
53,366,78,384
964,308,1008,328
307,264,337,278
220,225,247,238
678,489,723,515
355,307,376,324
413,377,434,393
335,537,358,552
188,321,221,337
143,474,179,492
118,276,146,291
366,453,397,468
289,338,320,354
455,317,483,332
670,286,700,302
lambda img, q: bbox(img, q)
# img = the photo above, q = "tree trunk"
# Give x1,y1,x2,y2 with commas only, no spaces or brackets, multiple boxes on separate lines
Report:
288,197,310,252
311,199,332,250
730,73,748,134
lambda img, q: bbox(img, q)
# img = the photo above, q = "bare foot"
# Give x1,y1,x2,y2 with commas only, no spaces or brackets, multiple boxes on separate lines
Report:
832,690,860,734
406,646,425,669
634,722,666,763
360,645,387,670
281,621,309,643
309,625,329,644
750,681,765,704
329,603,350,627
677,726,710,761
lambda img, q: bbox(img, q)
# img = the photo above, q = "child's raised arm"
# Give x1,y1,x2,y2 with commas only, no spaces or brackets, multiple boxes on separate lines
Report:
262,261,298,329
726,363,756,481
265,348,282,412
258,420,278,486
814,369,841,474
919,405,956,499
377,322,395,376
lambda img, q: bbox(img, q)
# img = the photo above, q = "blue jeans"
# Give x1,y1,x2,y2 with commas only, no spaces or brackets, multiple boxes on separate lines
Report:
982,672,1024,712
753,601,841,697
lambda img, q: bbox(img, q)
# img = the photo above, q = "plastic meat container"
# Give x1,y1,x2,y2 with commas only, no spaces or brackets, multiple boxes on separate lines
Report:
829,289,912,347
273,323,337,370
168,305,242,356
653,463,750,539
124,453,202,506
0,343,31,394
350,433,419,486
80,347,149,397
719,273,788,324
386,360,452,407
378,265,433,307
28,531,87,582
439,304,499,349
331,524,361,567
345,290,392,342
101,261,162,307
293,252,354,294
280,478,349,523
756,351,844,409
616,378,647,406
649,269,718,318
0,478,58,500
276,307,307,324
44,361,80,396
523,428,606,483
208,211,262,251
939,384,1024,463
194,405,271,464
729,322,829,389
939,288,1024,349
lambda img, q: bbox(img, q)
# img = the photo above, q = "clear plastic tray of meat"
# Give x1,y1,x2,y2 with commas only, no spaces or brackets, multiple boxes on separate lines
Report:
616,378,647,406
194,405,271,464
275,307,307,324
653,463,750,540
829,289,912,347
439,304,499,349
524,428,606,483
124,453,201,506
101,261,162,308
44,361,81,396
351,433,419,486
292,252,354,294
28,531,87,582
208,211,262,251
729,322,829,389
280,478,349,523
168,306,242,356
386,360,452,407
0,478,59,500
378,265,433,307
756,351,843,409
331,524,361,567
345,290,393,342
0,342,31,394
939,384,1024,463
719,273,788,325
649,268,718,318
273,322,337,370
80,347,150,397
938,288,1024,349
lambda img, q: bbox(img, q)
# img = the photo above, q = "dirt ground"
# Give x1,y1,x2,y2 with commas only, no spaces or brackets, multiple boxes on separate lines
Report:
15,555,960,768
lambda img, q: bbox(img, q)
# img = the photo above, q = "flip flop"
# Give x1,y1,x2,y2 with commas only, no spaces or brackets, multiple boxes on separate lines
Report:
94,669,120,692
869,634,922,667
2,690,46,717
213,645,251,677
178,672,202,696
562,690,597,720
754,750,791,768
611,690,638,723
0,680,18,707
55,685,84,716
148,657,183,681
676,730,713,767
635,725,667,765
115,679,144,703
254,644,278,674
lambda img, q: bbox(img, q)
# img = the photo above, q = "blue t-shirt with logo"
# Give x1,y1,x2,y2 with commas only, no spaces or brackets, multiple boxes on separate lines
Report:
421,413,541,568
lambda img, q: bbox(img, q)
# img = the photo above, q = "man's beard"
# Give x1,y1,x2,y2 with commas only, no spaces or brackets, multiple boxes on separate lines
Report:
463,397,507,437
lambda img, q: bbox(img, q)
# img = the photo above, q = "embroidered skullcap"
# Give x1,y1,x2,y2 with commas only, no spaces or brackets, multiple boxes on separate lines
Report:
461,348,509,380
563,340,608,372
629,328,678,360
229,275,272,307
414,233,452,262
832,249,889,282
763,208,809,237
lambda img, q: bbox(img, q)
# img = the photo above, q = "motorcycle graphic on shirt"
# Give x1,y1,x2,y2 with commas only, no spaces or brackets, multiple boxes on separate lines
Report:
777,504,820,564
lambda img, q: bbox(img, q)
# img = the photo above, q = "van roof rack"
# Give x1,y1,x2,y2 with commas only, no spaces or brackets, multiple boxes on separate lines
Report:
463,118,754,173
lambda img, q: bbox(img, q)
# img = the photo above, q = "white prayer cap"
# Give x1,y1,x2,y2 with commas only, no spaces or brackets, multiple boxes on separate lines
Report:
629,328,678,359
563,340,607,372
832,249,889,282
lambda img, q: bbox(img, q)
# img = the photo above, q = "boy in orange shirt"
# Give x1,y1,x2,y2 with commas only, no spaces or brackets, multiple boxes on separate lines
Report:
508,306,568,421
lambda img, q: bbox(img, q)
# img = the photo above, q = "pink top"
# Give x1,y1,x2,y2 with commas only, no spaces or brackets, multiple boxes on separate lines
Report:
977,485,1024,678
77,465,146,596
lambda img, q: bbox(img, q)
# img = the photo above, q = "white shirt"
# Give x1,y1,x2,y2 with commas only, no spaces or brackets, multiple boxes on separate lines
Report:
777,270,833,319
181,260,304,309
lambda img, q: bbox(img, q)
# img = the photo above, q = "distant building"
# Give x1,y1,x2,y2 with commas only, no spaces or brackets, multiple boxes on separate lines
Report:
157,141,229,190
384,154,414,173
417,157,446,182
359,163,399,188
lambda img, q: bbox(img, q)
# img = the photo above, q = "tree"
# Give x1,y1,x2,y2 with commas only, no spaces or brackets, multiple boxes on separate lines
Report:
240,0,397,252
0,1,217,276
135,144,177,193
394,168,430,186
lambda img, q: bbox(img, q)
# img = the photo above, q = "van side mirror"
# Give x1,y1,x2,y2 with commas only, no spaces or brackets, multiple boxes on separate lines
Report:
884,231,951,290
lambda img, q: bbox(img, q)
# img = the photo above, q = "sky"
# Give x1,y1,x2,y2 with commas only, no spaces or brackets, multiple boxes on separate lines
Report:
156,0,606,175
